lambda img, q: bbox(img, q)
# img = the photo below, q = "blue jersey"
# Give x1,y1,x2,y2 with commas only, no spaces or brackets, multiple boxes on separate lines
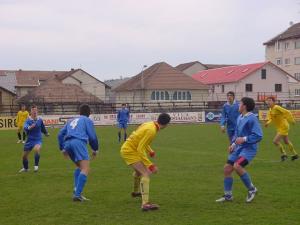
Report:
220,101,240,131
24,117,48,142
232,112,263,152
117,108,130,123
58,115,99,151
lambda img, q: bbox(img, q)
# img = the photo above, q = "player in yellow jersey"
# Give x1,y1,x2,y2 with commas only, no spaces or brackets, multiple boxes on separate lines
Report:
120,113,171,211
265,97,298,161
16,104,29,144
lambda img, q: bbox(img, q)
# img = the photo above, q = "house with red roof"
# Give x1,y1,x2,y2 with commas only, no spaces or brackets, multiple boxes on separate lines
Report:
192,62,299,101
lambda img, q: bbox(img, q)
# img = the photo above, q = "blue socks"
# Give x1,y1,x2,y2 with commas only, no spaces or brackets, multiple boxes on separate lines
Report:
73,168,81,192
118,132,121,142
124,133,127,141
23,159,29,169
75,173,87,197
224,177,233,195
240,173,254,190
34,153,40,166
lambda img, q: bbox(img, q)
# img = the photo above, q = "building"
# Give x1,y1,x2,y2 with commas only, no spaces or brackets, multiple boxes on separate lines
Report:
0,69,109,101
264,22,300,80
113,62,210,104
192,62,299,101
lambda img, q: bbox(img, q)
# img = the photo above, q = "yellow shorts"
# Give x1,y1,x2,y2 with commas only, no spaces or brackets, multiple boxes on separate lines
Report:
277,126,289,136
17,126,24,132
120,150,141,165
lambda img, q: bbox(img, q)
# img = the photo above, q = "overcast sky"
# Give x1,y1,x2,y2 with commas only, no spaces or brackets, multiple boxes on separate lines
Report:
0,0,299,80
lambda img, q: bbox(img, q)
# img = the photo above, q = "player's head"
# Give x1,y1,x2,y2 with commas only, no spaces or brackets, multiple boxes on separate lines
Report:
21,104,26,111
121,103,126,109
157,113,171,129
266,96,276,108
227,91,235,102
239,97,255,113
31,105,38,118
79,104,91,117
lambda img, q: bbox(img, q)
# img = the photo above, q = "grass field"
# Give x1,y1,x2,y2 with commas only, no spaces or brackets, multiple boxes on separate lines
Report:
0,123,299,225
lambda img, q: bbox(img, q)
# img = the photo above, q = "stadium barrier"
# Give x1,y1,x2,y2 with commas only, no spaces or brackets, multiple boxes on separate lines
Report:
258,110,300,121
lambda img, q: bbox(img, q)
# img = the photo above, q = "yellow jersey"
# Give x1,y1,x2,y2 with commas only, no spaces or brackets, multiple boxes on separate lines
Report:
16,110,29,127
266,105,295,135
120,121,159,166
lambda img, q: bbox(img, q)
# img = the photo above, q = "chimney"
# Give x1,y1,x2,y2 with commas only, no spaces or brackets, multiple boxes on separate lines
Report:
289,21,294,26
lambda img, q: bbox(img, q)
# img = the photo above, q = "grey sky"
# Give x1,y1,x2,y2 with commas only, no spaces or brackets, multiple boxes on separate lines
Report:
0,0,299,81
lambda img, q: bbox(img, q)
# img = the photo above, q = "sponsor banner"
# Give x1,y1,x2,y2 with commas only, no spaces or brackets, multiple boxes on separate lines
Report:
259,110,300,121
205,111,222,122
0,117,17,129
0,112,205,129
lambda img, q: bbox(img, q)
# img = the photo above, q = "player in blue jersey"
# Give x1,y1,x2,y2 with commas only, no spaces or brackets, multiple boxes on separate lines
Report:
117,103,130,142
58,104,99,202
216,97,263,203
220,91,240,142
19,105,49,173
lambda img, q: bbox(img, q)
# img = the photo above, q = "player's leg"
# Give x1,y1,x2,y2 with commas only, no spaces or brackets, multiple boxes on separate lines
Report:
216,163,234,202
283,136,298,160
73,160,90,200
22,130,26,143
33,144,41,172
130,162,158,211
19,150,31,172
17,127,22,143
118,125,122,142
233,157,257,203
123,126,128,141
132,170,142,197
273,134,287,161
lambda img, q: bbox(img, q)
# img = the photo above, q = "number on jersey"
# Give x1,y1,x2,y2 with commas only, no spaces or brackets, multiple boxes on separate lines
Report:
70,118,79,129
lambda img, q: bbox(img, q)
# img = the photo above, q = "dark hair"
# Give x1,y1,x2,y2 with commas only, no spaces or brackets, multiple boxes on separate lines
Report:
227,91,235,97
121,103,126,107
157,113,171,125
79,104,91,117
266,96,276,102
241,97,255,112
31,104,37,109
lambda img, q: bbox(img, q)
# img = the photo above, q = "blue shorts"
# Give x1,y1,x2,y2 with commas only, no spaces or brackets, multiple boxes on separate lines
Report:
118,122,128,129
64,139,89,163
227,147,257,167
24,140,42,151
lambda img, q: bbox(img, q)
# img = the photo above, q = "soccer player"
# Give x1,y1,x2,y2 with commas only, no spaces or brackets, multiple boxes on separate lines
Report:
58,104,99,202
117,103,130,142
120,113,171,211
19,105,49,173
220,91,240,142
16,104,29,143
265,97,298,161
216,97,263,203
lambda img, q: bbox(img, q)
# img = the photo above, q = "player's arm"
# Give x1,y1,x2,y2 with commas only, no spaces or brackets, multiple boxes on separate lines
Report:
137,130,155,167
117,111,120,122
16,112,20,124
220,105,227,132
239,117,263,144
277,106,295,124
86,119,99,152
58,124,68,151
146,145,155,157
265,111,272,126
23,119,32,132
40,120,49,136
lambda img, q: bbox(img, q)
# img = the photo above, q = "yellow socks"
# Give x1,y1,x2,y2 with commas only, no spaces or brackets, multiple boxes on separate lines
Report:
133,173,141,193
278,143,286,155
140,176,150,205
287,142,298,155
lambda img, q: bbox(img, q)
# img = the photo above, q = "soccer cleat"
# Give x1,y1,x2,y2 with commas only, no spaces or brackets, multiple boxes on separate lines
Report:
291,155,299,161
131,192,142,198
141,202,159,211
281,155,288,162
22,141,25,144
34,166,39,172
215,195,233,202
246,187,258,203
17,140,22,143
18,168,28,173
73,195,90,202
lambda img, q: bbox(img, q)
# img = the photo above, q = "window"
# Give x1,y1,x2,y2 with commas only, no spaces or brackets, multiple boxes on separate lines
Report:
160,91,164,100
276,58,282,65
221,85,225,93
261,69,266,79
295,40,300,49
295,57,300,65
295,73,300,80
275,84,282,92
275,41,281,51
178,91,182,100
187,91,192,100
151,91,155,100
245,84,253,92
295,89,300,96
156,91,159,100
285,58,291,65
173,91,177,100
165,91,169,100
182,92,186,100
285,42,289,50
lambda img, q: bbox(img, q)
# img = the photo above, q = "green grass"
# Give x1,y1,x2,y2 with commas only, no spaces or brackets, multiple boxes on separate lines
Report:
0,123,299,225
